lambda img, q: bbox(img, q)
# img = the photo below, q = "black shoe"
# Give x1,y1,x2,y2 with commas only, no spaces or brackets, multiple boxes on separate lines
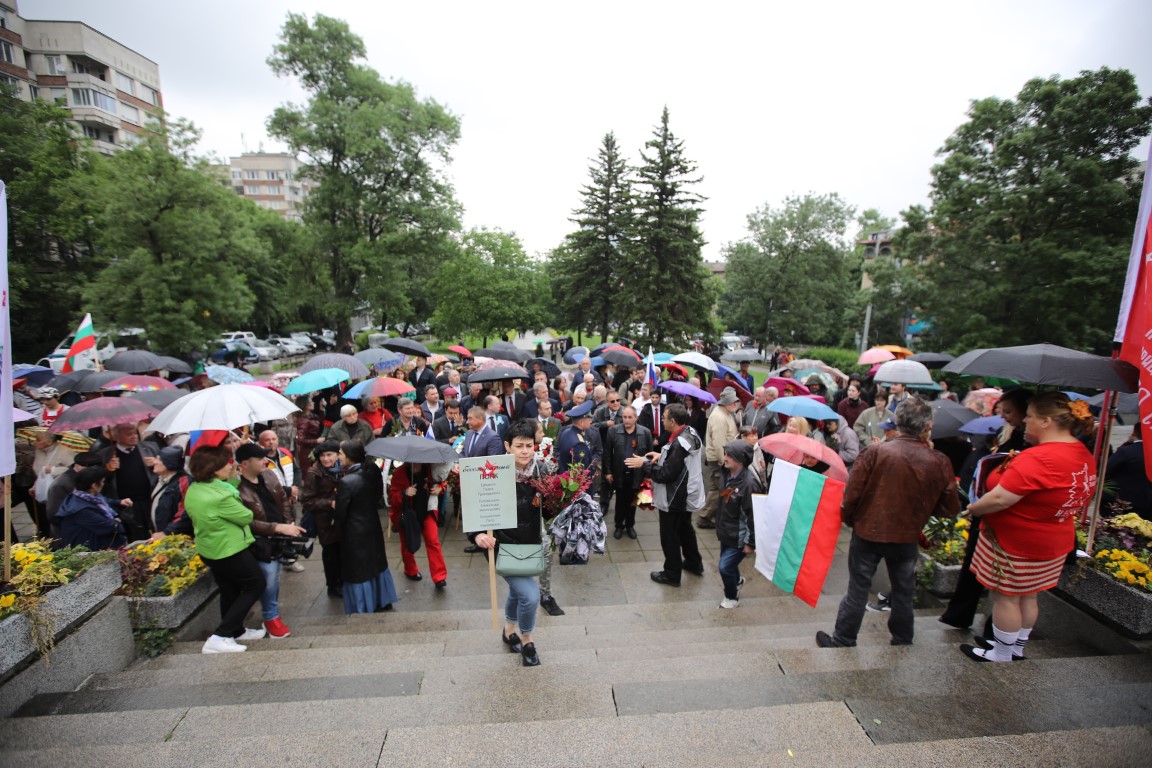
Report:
464,545,483,553
435,579,447,589
815,630,848,648
327,587,343,599
960,643,998,662
696,518,716,529
540,596,565,616
502,630,522,653
683,564,705,577
521,642,540,667
374,603,394,613
650,571,681,587
405,572,423,581
626,527,637,539
938,615,970,629
972,635,1025,660
613,528,624,540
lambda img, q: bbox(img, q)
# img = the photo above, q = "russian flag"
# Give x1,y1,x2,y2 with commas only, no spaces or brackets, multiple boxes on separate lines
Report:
753,460,845,607
645,346,659,389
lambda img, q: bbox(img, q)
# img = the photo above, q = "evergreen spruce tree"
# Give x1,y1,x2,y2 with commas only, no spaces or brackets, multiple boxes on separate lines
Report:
555,132,634,340
631,107,714,346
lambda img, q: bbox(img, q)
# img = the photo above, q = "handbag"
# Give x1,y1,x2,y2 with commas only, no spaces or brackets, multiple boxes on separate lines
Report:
495,542,546,577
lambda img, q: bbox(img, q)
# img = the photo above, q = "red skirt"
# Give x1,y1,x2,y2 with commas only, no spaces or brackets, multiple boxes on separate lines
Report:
971,529,1065,596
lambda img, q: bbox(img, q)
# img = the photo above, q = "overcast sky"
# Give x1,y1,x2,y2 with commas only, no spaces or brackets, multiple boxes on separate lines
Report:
22,0,1152,260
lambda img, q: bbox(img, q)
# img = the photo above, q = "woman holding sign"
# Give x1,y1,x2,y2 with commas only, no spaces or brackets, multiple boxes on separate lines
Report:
470,419,545,667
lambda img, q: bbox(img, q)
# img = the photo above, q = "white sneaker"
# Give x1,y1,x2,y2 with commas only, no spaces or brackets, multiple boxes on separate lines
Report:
238,627,267,641
283,561,305,573
202,634,247,654
719,598,740,609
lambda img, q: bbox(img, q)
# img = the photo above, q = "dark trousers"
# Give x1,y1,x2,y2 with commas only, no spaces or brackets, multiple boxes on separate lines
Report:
833,532,918,646
613,475,638,530
203,546,266,639
940,521,986,629
321,542,343,591
658,506,702,582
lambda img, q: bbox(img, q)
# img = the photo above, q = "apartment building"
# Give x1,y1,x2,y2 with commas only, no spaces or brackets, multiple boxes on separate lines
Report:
0,1,161,154
222,152,314,222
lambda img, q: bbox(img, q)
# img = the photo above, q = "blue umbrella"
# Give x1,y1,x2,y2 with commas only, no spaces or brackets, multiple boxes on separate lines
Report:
284,367,351,395
12,364,56,387
562,346,589,365
767,397,840,421
959,415,1005,435
715,363,741,381
204,365,254,385
650,352,676,363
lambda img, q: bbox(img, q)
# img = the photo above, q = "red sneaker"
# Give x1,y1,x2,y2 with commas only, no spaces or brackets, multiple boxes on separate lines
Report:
263,616,291,638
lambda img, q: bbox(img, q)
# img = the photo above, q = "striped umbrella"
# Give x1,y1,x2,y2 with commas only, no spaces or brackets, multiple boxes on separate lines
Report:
103,374,177,392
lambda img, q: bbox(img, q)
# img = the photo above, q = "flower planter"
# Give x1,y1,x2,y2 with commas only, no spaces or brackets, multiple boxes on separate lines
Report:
1055,561,1152,639
0,560,122,676
126,570,217,629
928,562,962,597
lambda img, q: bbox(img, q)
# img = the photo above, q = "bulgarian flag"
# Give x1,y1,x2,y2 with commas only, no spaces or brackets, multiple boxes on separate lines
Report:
61,313,97,373
753,460,845,607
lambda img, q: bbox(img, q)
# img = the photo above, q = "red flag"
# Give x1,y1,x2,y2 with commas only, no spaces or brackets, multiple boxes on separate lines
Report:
1116,145,1152,480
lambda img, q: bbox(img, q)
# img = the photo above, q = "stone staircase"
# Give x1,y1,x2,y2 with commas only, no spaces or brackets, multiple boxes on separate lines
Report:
3,517,1152,767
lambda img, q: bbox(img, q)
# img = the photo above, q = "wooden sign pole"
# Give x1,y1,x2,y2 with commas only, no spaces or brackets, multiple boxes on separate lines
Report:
487,529,499,632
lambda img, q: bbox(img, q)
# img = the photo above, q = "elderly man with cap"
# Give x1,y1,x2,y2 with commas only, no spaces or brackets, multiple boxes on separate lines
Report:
150,446,193,539
743,386,780,438
98,423,160,542
714,439,763,609
327,404,374,445
555,400,602,494
698,387,742,529
35,387,69,429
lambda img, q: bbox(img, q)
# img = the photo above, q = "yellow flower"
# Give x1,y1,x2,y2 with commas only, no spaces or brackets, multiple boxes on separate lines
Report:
0,594,15,608
12,549,29,563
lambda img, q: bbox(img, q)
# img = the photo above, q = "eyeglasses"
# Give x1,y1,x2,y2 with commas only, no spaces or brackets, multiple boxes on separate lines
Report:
608,399,619,403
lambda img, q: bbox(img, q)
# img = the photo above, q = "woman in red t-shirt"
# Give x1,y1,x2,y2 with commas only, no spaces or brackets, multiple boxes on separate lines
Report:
961,392,1096,662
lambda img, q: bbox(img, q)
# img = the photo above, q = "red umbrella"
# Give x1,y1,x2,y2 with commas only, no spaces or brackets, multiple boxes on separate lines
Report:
765,377,811,396
758,433,848,483
47,397,158,433
707,378,752,406
345,376,416,399
449,345,472,357
102,374,176,392
660,362,688,378
601,344,642,362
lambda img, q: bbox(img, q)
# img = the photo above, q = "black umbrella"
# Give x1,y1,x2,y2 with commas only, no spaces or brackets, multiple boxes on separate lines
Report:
476,346,531,363
563,346,589,365
1088,391,1141,424
382,337,431,357
943,343,1138,393
527,357,561,379
298,353,371,379
598,348,642,368
75,370,129,393
365,435,460,464
105,350,165,373
928,399,981,440
467,365,531,384
157,355,193,374
48,369,96,392
908,352,956,369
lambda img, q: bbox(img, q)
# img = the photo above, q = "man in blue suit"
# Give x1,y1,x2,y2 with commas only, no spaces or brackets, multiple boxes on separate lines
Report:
461,405,505,553
482,395,510,441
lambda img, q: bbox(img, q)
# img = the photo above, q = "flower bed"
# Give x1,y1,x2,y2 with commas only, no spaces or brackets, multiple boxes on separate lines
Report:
118,536,215,654
0,543,121,673
917,516,968,597
1056,513,1152,638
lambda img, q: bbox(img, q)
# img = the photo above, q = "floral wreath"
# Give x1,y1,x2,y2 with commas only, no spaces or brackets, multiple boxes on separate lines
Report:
1067,399,1091,420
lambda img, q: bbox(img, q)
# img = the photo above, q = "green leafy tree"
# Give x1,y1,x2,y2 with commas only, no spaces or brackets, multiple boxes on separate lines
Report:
266,13,461,343
82,120,269,353
720,193,856,347
630,107,714,346
557,132,634,339
431,229,551,344
1,86,101,360
908,67,1152,353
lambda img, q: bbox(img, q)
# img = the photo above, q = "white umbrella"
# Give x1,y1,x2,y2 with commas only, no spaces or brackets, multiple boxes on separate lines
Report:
671,351,718,372
874,359,934,385
148,384,299,434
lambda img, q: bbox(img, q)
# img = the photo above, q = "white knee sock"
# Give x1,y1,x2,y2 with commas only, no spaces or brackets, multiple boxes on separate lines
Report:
1014,626,1031,657
988,623,1018,662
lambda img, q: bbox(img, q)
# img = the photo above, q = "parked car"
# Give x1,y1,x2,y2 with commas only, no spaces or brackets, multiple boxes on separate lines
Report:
250,339,282,360
289,332,317,352
274,338,308,356
310,333,337,351
208,341,259,366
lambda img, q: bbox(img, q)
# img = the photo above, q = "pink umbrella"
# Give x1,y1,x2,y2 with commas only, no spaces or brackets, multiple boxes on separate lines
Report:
244,380,277,389
765,377,811,396
103,374,176,392
858,347,896,365
759,433,849,483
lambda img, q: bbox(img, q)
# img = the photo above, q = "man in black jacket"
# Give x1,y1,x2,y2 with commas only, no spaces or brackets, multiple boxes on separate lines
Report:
603,406,653,540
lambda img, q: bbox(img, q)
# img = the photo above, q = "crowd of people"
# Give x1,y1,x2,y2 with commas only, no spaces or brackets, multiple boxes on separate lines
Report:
6,340,1149,666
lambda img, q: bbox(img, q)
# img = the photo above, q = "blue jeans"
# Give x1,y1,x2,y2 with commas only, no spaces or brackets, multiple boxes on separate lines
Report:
257,558,282,622
718,545,746,600
503,574,540,635
832,532,918,646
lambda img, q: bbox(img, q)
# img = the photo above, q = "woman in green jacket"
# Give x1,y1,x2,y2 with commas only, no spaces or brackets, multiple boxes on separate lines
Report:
185,442,303,654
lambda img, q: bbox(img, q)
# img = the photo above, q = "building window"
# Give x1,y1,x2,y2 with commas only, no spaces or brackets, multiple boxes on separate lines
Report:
244,169,259,180
81,125,114,144
71,60,104,79
71,88,118,114
244,185,260,195
0,41,13,65
265,185,282,195
264,170,282,180
29,85,39,99
115,71,134,95
120,131,141,146
0,74,17,86
285,171,295,181
141,85,158,105
0,7,8,29
120,103,140,124
231,170,241,180
46,55,65,75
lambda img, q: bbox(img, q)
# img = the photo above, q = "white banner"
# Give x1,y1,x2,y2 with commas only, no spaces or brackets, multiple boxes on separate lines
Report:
1,180,14,476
